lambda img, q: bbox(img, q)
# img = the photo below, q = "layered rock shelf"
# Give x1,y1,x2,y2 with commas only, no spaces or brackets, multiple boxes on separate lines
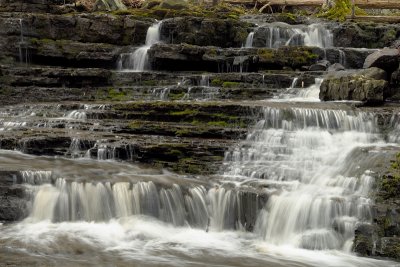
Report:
1,0,400,264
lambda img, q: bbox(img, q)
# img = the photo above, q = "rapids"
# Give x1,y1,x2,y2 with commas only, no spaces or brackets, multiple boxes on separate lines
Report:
1,98,400,266
1,20,400,267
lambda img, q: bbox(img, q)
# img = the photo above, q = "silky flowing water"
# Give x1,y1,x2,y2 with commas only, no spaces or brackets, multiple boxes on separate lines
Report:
1,19,400,264
1,100,400,266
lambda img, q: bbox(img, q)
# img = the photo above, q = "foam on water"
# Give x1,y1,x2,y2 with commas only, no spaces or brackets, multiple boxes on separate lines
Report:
0,216,398,267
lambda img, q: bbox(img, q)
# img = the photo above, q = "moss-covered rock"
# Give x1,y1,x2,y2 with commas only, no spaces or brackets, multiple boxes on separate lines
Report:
320,67,388,104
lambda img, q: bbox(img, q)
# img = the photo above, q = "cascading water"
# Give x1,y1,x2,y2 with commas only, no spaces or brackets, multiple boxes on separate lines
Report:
199,74,210,87
389,112,400,143
252,22,333,49
223,106,382,251
339,49,347,67
271,77,323,102
245,32,254,48
117,21,162,71
18,19,29,65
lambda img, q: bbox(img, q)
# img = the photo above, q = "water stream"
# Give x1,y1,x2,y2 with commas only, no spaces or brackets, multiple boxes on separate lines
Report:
246,23,333,49
1,65,400,267
117,21,162,71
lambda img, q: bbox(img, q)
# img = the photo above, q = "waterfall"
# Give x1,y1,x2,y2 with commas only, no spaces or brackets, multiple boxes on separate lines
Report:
199,74,210,87
117,21,162,71
245,32,254,48
22,172,208,227
151,87,170,100
254,22,333,49
63,110,87,120
339,49,347,67
271,77,322,102
18,18,29,65
290,77,298,89
223,107,381,251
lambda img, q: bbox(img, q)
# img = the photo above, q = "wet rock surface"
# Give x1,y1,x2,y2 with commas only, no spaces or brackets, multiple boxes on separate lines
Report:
320,68,388,104
1,1,400,263
355,153,400,260
364,48,400,74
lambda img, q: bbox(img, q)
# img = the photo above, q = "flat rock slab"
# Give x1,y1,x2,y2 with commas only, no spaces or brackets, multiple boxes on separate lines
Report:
364,48,400,73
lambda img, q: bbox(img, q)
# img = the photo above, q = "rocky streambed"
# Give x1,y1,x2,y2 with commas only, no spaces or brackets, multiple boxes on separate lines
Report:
1,0,400,266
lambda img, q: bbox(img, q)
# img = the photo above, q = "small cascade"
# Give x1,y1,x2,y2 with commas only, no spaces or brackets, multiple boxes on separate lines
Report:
290,77,299,89
0,121,27,131
182,86,220,101
389,113,400,143
254,22,333,49
18,19,29,65
199,74,210,87
117,21,162,71
245,32,254,48
339,49,347,67
295,78,323,100
19,166,264,232
21,170,53,185
151,87,170,100
64,110,87,120
96,143,116,160
271,77,322,102
68,138,86,158
223,106,381,251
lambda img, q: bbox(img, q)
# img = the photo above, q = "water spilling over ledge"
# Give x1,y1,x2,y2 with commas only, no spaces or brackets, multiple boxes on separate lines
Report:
1,2,400,266
247,22,333,49
117,21,163,72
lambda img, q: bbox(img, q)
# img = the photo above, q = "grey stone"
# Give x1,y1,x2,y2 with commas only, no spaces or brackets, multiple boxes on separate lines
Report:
320,67,388,104
363,47,399,74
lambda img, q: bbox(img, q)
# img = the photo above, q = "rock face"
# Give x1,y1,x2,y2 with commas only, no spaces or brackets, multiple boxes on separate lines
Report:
363,47,400,74
160,17,251,48
147,43,322,72
0,172,27,222
319,68,388,104
333,22,400,49
93,0,127,11
354,153,400,260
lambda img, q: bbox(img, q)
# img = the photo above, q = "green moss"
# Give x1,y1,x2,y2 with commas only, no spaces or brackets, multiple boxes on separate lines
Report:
108,88,128,101
169,92,185,100
277,12,297,24
207,121,228,127
210,78,223,86
175,129,190,136
380,153,400,199
129,121,142,129
258,47,318,68
169,109,198,116
318,0,366,21
222,81,240,88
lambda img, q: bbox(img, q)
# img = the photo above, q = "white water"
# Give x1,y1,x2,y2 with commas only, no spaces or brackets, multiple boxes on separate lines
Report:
271,78,322,102
245,32,254,48
389,112,400,143
117,21,162,71
0,99,398,267
64,110,87,120
252,22,333,49
0,83,399,266
339,49,347,67
223,106,384,252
